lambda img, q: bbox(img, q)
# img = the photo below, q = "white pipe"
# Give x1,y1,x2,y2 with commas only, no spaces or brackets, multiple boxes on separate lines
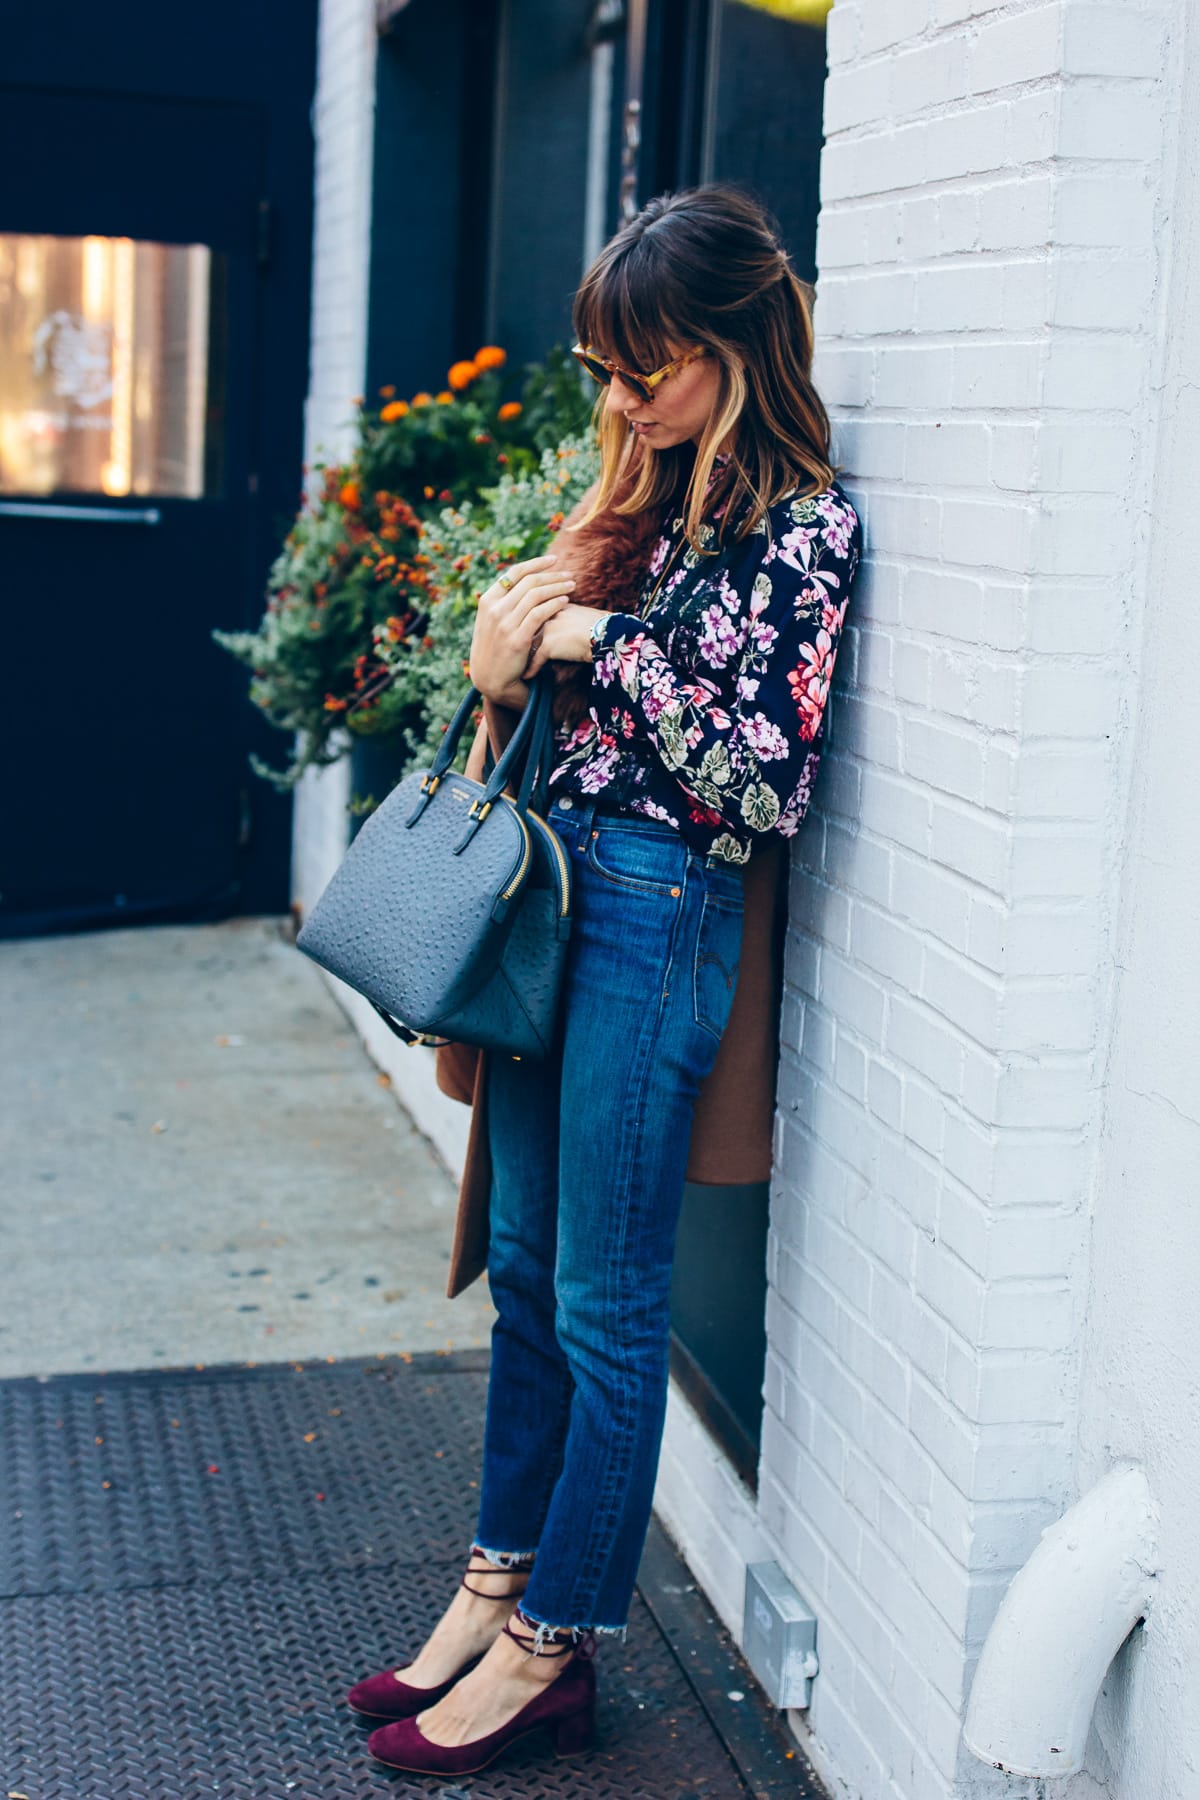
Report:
962,1464,1160,1778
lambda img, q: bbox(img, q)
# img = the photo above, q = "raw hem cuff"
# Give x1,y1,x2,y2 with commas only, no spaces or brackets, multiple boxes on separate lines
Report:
470,1540,538,1569
513,1601,628,1656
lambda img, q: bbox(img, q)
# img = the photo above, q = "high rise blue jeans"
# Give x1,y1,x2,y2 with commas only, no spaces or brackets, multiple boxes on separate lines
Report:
472,794,745,1652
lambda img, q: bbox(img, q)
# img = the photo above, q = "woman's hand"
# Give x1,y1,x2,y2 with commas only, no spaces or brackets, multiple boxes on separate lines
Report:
468,556,577,704
523,603,608,678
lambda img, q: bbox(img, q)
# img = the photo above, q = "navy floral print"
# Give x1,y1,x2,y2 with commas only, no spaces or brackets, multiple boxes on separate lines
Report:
548,467,863,865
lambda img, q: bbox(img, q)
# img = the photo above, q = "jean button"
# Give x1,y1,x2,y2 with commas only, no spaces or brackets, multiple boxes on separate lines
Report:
557,796,574,810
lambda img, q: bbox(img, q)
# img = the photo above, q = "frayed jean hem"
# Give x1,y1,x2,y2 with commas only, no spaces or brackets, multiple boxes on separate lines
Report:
470,1540,538,1569
513,1602,628,1657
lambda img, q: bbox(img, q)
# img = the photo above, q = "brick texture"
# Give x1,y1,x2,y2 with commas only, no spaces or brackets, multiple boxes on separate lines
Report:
766,4,1174,1796
291,0,378,915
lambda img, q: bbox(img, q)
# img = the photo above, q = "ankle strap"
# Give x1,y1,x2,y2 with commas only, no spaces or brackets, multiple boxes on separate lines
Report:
503,1608,598,1661
460,1547,533,1601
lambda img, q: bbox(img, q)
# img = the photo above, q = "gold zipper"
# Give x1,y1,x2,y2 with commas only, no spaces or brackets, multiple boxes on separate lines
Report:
527,809,572,916
498,807,533,901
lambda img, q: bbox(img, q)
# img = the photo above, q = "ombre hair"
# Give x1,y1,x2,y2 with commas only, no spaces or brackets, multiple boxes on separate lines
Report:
566,183,838,556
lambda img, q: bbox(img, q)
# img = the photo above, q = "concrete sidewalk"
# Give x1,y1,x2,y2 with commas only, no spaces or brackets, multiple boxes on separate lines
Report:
0,917,495,1378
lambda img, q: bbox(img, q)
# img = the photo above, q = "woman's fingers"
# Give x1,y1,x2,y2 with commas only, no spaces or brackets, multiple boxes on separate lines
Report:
480,556,557,604
505,591,569,653
508,575,575,628
481,561,574,616
470,559,573,698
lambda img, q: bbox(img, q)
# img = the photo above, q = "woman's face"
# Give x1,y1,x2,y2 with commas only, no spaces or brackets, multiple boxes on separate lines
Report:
601,335,728,450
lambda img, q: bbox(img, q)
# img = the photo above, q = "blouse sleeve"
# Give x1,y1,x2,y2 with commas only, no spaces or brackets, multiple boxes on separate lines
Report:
588,490,862,842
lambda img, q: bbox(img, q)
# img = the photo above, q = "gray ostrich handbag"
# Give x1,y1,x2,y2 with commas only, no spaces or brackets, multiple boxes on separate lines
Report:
296,670,571,1059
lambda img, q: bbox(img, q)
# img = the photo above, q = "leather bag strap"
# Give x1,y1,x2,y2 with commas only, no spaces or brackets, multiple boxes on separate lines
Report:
514,674,556,815
479,669,555,813
424,667,546,790
408,669,555,833
369,1001,449,1049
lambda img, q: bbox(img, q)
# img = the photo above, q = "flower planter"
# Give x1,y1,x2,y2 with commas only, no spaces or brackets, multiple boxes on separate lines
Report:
348,732,411,839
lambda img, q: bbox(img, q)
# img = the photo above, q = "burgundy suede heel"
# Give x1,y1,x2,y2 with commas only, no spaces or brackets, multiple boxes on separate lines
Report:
366,1608,598,1774
346,1546,532,1720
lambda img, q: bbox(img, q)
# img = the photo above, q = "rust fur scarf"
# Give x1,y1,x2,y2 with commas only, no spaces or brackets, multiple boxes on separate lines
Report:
549,439,673,730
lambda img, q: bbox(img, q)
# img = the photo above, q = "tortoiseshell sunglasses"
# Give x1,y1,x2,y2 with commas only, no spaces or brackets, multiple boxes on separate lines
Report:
570,341,708,404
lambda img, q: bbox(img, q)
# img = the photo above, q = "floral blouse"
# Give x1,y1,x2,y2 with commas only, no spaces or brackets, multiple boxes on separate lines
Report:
547,466,863,865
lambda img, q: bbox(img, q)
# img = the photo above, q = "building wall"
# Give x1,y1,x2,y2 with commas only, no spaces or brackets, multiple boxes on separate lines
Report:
291,5,1196,1797
1060,5,1200,1793
757,4,1177,1797
291,0,378,920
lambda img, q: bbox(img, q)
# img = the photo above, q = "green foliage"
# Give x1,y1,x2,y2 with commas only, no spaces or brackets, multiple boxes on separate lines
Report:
213,479,429,789
356,343,594,512
373,434,600,776
213,343,596,793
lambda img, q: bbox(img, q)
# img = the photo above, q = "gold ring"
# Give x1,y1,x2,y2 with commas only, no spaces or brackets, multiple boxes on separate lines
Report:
498,572,514,592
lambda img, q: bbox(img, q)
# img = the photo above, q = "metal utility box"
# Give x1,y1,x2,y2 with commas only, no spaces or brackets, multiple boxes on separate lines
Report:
742,1560,820,1709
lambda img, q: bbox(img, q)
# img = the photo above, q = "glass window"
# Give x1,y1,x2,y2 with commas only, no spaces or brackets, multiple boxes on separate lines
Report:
0,233,226,499
703,2,829,283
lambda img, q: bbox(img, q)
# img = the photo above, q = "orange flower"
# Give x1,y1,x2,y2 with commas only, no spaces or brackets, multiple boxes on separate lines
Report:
435,390,455,404
497,401,522,422
339,481,361,510
412,391,434,407
379,384,396,398
423,485,435,498
380,399,409,423
447,361,479,391
474,345,506,371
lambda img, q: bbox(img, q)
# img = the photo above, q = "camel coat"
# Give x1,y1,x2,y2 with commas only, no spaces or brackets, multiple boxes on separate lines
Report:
436,698,787,1299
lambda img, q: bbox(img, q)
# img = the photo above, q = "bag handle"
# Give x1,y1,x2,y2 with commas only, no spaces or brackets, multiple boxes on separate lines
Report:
494,669,552,808
406,668,556,836
483,679,559,817
514,674,557,816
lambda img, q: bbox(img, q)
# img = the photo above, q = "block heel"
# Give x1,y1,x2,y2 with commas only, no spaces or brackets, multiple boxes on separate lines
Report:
553,1700,596,1755
366,1609,599,1774
347,1544,531,1720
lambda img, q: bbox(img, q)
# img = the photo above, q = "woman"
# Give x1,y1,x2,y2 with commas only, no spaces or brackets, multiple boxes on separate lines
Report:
349,183,863,1776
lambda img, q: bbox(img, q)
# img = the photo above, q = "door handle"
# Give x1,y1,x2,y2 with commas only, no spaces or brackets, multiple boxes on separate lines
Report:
0,501,162,524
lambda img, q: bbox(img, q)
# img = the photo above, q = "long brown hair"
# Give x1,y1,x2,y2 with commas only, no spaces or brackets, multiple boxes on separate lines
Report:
566,183,837,559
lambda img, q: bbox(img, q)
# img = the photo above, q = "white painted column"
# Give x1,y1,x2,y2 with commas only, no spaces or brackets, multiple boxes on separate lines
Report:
291,0,379,921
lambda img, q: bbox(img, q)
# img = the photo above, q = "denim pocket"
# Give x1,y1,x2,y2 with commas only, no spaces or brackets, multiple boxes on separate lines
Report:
585,824,689,897
692,883,744,1040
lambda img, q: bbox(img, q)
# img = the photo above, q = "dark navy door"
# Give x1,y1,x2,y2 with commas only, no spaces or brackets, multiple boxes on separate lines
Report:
0,9,315,936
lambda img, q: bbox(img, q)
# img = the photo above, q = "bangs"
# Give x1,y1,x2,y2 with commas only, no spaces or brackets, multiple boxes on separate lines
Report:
574,244,681,371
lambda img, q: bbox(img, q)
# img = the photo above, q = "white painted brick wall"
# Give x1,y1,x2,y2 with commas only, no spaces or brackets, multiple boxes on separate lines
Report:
281,9,1189,1794
291,0,378,923
763,4,1175,1797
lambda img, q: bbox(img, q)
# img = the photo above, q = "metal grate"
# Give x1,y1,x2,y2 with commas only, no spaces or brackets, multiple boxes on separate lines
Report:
0,1353,826,1799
